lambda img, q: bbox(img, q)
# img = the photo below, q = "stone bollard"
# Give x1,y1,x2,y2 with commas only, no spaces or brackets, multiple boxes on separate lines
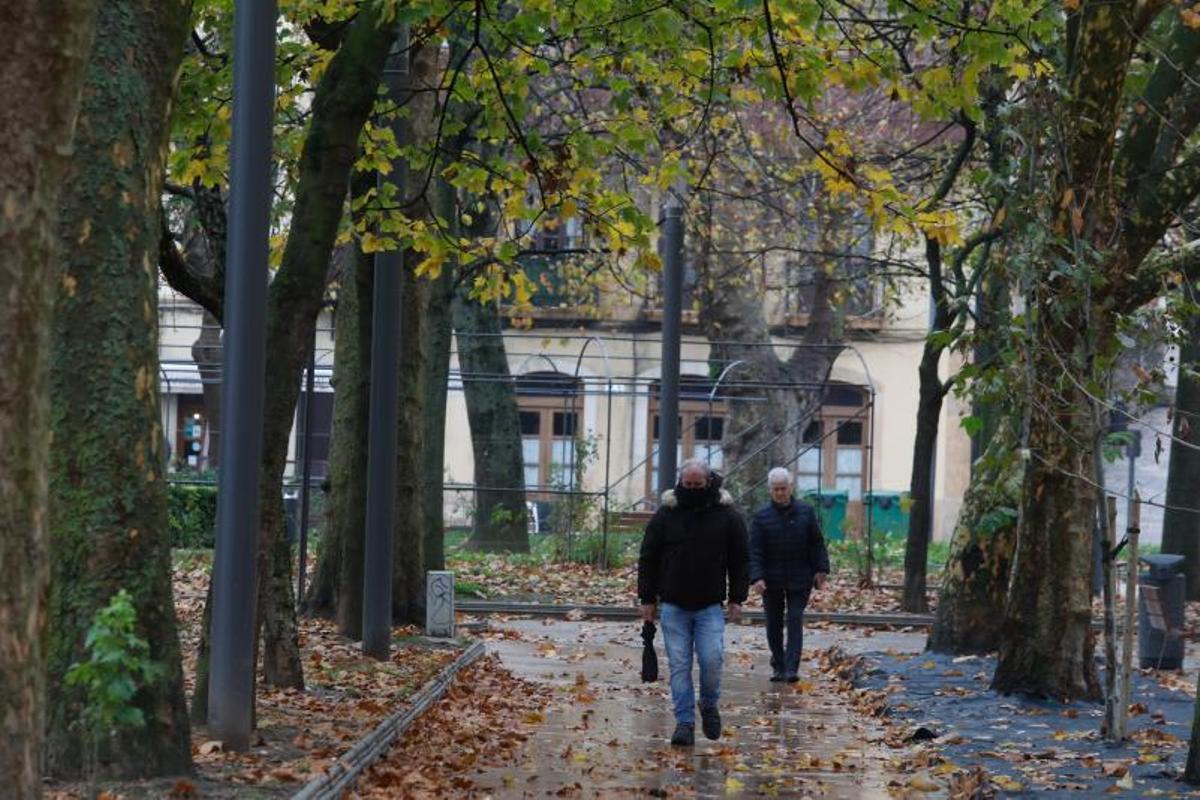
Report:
425,570,455,638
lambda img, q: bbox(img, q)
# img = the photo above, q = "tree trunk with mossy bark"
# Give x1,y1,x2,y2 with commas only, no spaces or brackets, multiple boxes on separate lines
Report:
452,283,530,553
993,345,1101,699
995,1,1200,700
694,188,841,509
393,252,427,623
389,33,439,624
311,34,437,628
902,327,949,613
256,8,399,687
421,183,457,571
306,244,369,623
0,3,95,796
45,0,192,778
927,422,1019,654
1161,318,1200,600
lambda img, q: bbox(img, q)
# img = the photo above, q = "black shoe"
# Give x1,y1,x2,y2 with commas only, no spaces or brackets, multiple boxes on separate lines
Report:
786,673,799,683
671,722,695,746
700,706,721,740
769,670,786,682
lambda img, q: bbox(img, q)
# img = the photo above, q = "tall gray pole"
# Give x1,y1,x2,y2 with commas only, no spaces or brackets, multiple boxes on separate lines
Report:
658,189,683,496
362,31,409,660
208,0,277,751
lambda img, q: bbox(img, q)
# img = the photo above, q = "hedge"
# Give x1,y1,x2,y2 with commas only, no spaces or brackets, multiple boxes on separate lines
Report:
167,483,218,549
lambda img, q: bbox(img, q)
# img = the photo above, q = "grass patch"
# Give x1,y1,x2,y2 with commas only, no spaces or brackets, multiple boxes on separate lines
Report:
827,535,949,574
455,580,488,598
172,548,212,572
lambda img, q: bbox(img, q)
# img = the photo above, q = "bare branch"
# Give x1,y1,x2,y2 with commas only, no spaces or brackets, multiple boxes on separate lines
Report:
1126,238,1200,309
158,209,223,321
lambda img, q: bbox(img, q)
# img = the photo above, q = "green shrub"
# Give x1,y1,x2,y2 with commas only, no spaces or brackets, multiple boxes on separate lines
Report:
828,534,906,574
167,483,218,549
65,590,163,781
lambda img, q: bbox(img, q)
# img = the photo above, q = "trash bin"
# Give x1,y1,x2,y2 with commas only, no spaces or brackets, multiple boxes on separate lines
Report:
803,491,848,542
865,491,910,539
1138,554,1187,670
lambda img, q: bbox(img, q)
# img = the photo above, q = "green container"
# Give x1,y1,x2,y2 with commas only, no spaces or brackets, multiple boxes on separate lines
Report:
802,491,849,541
865,491,910,540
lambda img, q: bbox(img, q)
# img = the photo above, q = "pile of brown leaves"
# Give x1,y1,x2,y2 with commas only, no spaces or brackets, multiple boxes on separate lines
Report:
47,555,467,799
449,550,936,613
449,553,637,605
349,655,551,799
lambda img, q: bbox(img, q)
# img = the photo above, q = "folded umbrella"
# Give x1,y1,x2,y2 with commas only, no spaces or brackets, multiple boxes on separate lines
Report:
640,620,658,682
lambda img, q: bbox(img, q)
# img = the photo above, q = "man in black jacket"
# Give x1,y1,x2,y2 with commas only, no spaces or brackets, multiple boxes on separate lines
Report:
749,467,831,683
638,459,749,747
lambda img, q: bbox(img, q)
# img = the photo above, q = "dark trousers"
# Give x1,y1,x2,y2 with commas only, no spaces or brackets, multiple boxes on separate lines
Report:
764,586,810,674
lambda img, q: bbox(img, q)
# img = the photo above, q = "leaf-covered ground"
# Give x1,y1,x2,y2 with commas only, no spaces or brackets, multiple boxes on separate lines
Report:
448,542,938,615
349,654,553,798
832,647,1200,797
46,552,468,799
379,617,920,798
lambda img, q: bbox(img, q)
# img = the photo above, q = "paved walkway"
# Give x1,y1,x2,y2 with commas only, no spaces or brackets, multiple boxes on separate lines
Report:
474,619,925,798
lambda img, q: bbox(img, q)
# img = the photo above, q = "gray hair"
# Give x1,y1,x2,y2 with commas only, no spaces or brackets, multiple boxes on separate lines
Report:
767,467,793,487
679,457,710,478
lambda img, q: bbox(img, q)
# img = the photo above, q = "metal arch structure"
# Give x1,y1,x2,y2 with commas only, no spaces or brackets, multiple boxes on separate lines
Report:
443,331,882,575
572,336,616,563
707,343,880,584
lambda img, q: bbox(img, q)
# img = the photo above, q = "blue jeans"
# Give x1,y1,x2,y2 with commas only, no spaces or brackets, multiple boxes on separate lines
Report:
660,603,725,725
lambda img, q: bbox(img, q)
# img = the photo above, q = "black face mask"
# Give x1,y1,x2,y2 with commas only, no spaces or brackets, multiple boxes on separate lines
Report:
675,485,709,508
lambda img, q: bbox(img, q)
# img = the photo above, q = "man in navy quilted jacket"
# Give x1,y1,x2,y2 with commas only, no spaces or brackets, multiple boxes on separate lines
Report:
749,467,831,683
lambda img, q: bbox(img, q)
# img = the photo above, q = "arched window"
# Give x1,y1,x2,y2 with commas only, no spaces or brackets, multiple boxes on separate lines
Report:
647,377,728,493
516,371,583,491
794,384,869,500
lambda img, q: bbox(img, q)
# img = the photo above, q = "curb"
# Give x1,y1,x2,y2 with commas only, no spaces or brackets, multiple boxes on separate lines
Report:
456,599,935,628
292,639,487,800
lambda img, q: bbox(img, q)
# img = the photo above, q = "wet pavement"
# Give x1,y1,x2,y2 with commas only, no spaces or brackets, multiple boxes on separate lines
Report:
472,619,926,798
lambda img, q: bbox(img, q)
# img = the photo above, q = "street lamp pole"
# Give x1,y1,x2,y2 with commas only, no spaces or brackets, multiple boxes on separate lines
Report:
362,29,409,659
208,0,277,750
658,186,684,496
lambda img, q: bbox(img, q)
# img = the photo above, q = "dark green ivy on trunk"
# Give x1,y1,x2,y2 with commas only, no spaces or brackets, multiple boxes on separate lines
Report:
45,0,193,778
453,285,530,553
927,422,1019,654
1161,318,1200,600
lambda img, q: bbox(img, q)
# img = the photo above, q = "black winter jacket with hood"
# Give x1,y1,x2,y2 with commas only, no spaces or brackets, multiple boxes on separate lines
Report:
637,474,750,611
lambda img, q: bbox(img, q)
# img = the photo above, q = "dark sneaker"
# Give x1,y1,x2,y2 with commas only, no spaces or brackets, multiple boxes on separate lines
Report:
670,722,695,746
786,672,800,683
700,706,721,740
770,670,786,682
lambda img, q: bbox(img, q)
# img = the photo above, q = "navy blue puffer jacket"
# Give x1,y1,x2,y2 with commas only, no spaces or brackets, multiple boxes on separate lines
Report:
748,498,831,590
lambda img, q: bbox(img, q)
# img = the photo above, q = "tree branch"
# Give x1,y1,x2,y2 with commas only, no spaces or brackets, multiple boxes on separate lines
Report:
1132,0,1173,37
927,118,976,208
1126,144,1200,266
1118,15,1200,196
158,209,223,321
1126,238,1200,309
